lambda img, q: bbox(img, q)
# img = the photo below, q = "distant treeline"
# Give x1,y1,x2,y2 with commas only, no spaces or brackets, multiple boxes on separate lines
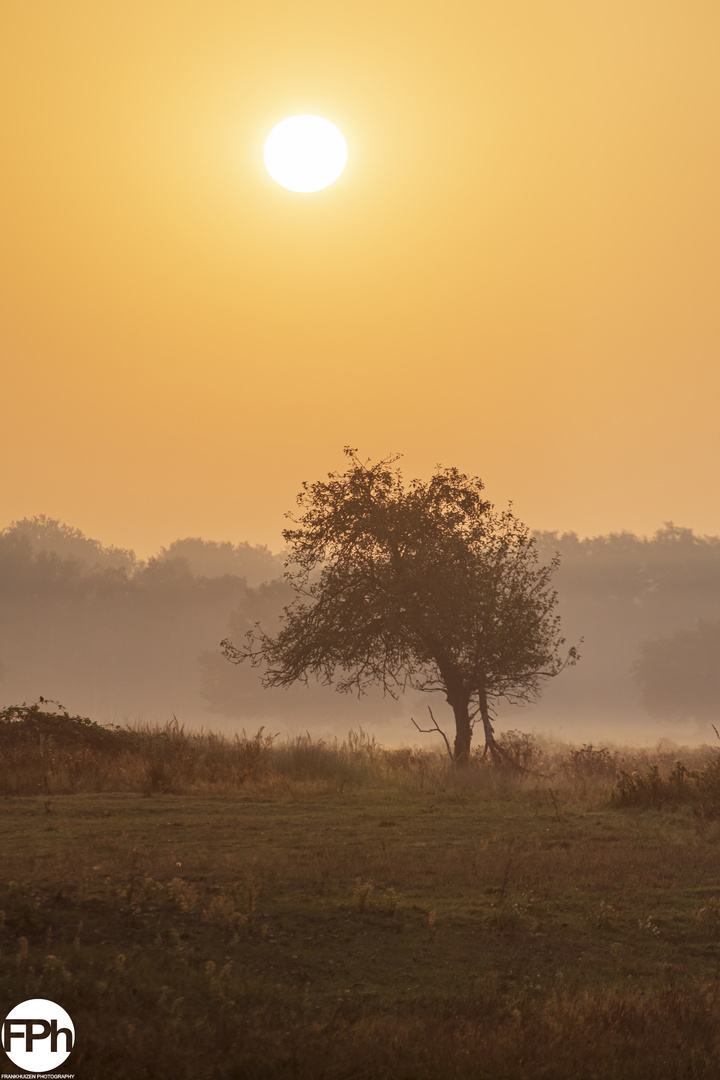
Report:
0,517,398,730
534,526,720,728
1,516,719,734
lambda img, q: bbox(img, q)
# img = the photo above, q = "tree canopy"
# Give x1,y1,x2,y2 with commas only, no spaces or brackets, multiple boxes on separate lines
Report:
222,449,578,763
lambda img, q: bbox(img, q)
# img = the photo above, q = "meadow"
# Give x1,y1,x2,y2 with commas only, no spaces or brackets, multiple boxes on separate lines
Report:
3,704,720,1079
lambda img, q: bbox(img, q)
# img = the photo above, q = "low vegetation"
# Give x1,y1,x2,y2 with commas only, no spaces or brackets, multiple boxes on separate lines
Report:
3,701,720,1078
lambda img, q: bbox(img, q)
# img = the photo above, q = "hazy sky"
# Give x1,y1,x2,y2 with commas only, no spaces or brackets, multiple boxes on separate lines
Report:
3,0,719,556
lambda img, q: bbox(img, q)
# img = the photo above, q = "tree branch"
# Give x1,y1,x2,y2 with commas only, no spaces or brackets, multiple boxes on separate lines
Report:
411,706,454,763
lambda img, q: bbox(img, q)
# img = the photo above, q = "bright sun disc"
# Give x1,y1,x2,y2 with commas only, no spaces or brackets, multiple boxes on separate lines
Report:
263,115,347,193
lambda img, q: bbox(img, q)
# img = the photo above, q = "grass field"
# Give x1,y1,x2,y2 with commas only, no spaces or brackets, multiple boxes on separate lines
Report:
3,709,720,1078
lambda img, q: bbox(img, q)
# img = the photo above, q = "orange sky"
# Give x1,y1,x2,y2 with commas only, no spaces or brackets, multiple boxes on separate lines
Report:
3,0,719,556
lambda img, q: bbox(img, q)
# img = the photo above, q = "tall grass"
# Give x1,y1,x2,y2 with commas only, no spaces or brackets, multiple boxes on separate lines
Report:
0,700,445,796
4,699,720,806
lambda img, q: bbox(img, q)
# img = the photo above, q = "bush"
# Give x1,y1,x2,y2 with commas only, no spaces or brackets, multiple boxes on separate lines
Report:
560,744,620,783
0,699,140,754
612,757,720,817
494,730,543,773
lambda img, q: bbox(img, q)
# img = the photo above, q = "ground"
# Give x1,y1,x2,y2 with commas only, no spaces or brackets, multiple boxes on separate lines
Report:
3,770,720,1078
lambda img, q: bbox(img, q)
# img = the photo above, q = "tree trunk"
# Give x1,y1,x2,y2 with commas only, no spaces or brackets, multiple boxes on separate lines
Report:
451,697,473,766
478,684,503,763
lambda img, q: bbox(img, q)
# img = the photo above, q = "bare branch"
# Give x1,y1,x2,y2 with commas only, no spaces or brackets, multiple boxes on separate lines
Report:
411,706,454,763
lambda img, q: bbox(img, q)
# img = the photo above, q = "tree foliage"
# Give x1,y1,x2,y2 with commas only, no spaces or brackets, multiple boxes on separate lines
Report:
222,450,577,763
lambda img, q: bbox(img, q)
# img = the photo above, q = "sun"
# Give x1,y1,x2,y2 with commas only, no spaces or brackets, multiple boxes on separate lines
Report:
263,115,347,193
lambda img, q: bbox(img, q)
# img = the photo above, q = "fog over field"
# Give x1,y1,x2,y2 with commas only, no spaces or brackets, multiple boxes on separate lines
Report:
2,515,719,747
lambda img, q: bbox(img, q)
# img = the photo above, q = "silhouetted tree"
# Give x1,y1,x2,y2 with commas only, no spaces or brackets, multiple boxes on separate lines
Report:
633,620,720,724
222,449,577,764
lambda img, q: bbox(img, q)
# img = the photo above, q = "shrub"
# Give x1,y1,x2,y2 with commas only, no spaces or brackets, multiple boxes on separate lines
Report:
612,757,720,816
494,730,543,773
559,744,620,783
0,700,142,795
0,699,140,755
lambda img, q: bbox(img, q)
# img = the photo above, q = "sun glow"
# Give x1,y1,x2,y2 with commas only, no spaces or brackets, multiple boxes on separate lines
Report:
263,115,347,193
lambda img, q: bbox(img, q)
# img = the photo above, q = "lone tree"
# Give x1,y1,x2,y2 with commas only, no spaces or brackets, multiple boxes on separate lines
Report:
222,450,577,764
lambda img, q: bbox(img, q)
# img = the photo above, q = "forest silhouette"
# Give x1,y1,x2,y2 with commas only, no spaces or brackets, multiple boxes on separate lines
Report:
1,516,719,740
